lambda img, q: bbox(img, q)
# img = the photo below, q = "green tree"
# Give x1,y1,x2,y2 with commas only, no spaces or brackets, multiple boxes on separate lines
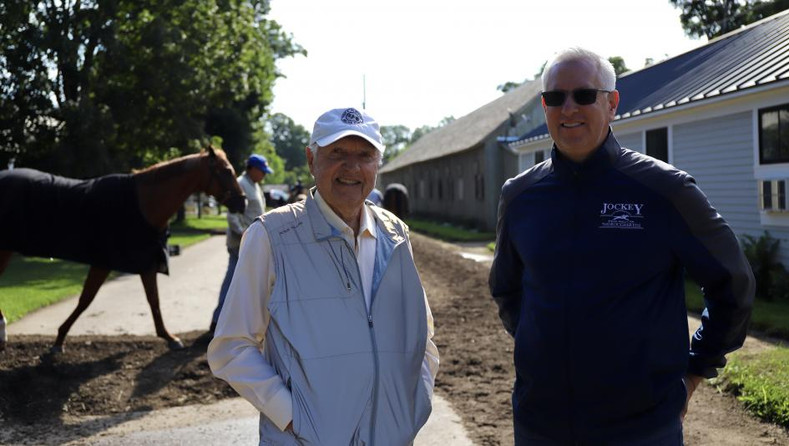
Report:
268,113,309,171
381,125,411,162
0,0,304,177
669,0,789,39
497,81,524,93
406,116,455,146
608,56,629,75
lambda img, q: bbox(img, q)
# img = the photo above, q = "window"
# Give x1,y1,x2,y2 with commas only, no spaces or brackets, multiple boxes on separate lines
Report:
475,173,485,201
646,128,668,162
760,104,789,164
761,179,788,211
763,181,773,210
534,150,545,164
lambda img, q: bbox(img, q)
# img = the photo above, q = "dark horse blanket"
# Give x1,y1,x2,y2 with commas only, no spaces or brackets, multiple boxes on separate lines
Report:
0,168,168,274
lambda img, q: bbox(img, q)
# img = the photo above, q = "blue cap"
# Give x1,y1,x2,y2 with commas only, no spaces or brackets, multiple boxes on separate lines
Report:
247,154,273,174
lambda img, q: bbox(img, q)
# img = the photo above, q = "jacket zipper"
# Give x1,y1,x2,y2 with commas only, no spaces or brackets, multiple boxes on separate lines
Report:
567,170,580,440
341,238,380,443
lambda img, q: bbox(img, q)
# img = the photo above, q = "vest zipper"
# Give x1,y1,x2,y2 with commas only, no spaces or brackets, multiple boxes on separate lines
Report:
340,238,380,443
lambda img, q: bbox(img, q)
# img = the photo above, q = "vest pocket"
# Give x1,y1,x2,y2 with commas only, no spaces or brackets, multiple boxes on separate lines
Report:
258,413,299,445
291,379,320,443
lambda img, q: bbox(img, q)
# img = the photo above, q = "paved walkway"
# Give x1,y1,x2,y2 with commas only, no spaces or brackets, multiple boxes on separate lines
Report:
9,235,475,445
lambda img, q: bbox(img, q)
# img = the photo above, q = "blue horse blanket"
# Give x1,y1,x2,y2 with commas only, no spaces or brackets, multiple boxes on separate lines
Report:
0,168,168,274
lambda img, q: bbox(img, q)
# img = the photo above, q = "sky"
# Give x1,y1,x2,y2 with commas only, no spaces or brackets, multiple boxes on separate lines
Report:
267,0,708,131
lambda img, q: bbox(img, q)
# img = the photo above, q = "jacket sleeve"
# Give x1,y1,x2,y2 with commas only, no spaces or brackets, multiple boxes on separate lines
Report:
489,194,524,337
669,175,755,378
226,211,246,236
207,221,293,430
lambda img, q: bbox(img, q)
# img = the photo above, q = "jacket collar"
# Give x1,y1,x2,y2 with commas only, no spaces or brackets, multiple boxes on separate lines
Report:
551,129,621,181
305,188,402,247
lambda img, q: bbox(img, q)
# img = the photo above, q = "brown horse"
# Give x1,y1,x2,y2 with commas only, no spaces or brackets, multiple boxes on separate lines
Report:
0,146,245,353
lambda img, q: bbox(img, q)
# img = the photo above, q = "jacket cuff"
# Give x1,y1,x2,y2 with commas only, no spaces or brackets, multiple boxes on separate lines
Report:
687,356,724,379
261,385,293,431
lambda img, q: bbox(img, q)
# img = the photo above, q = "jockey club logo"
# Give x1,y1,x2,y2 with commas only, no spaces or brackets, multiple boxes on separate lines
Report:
599,202,645,230
341,108,364,125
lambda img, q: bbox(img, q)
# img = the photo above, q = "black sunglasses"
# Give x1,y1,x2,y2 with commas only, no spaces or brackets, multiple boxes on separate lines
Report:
541,88,611,107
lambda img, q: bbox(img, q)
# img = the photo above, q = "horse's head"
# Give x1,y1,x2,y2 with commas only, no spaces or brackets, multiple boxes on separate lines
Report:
204,146,246,214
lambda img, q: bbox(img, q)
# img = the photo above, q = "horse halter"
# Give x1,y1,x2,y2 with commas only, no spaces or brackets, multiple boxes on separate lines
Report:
206,155,246,213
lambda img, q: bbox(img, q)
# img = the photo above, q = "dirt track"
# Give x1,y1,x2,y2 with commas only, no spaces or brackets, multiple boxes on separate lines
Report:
1,232,788,445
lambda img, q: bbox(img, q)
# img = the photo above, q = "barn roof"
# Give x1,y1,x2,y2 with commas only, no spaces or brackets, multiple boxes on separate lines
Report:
379,81,541,173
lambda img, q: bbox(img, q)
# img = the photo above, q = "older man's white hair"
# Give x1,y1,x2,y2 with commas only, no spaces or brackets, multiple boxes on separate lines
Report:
541,47,617,92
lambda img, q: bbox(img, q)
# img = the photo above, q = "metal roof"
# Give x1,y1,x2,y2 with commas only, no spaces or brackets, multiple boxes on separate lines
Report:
512,9,789,146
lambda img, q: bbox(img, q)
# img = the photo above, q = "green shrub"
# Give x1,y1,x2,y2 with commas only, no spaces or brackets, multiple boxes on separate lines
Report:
741,232,789,302
717,349,789,428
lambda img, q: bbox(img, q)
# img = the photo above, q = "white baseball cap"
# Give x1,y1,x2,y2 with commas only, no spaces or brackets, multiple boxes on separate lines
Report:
310,107,386,153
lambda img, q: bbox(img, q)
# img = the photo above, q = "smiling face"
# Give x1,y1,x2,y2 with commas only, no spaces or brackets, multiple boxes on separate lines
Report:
542,58,619,162
307,135,380,228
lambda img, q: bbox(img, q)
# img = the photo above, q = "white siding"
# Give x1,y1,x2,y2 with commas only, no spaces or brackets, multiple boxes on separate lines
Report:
672,112,789,265
616,132,643,153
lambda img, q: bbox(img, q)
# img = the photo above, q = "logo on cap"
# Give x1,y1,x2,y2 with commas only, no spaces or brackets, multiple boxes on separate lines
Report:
341,108,364,125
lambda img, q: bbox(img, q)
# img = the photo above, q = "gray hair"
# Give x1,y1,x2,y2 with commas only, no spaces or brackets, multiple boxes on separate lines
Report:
541,47,617,91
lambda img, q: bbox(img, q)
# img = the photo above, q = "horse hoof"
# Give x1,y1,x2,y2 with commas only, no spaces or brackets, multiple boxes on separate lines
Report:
167,339,185,350
49,345,64,354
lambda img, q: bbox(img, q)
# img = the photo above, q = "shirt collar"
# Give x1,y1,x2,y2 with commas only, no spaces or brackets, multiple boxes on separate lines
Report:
314,191,377,239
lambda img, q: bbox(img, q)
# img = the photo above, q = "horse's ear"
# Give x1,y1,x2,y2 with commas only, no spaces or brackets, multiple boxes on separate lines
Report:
207,145,217,158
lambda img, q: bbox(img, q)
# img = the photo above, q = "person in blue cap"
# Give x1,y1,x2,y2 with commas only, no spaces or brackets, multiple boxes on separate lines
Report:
210,154,273,335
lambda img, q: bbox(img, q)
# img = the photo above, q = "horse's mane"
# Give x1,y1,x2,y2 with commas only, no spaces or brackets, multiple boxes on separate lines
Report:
132,146,229,181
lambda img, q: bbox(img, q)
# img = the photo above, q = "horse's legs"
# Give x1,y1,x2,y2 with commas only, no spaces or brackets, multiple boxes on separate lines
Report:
52,266,111,353
140,269,184,350
0,250,11,274
0,250,13,351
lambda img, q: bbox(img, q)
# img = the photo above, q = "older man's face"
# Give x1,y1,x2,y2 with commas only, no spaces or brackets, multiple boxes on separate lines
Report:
542,58,619,162
307,135,380,222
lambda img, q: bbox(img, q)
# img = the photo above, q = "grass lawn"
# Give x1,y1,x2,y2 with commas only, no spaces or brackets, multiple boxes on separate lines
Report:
407,218,495,242
0,214,228,323
686,280,789,428
716,348,789,427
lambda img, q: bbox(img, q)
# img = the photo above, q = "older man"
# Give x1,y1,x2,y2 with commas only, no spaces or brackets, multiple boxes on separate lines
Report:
489,47,754,445
208,107,439,445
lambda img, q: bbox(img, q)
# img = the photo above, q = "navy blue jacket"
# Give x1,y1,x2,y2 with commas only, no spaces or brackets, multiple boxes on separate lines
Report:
489,132,754,443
